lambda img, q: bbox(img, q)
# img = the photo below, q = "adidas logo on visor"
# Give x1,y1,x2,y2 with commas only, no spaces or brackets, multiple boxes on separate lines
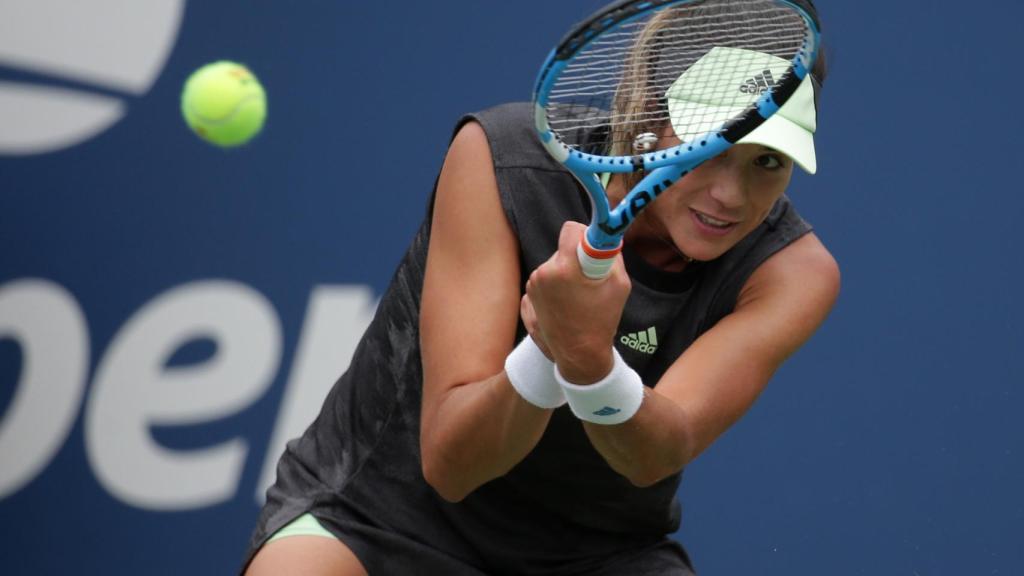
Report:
739,69,776,94
620,327,658,354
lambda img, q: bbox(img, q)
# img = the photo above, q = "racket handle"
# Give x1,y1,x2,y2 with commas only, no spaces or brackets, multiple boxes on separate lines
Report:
577,235,622,280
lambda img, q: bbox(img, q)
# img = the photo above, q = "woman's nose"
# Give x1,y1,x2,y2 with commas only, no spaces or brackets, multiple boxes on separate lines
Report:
705,157,746,208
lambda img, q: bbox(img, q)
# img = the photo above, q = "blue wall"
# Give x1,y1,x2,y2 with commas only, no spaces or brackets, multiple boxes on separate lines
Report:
1,1,1022,574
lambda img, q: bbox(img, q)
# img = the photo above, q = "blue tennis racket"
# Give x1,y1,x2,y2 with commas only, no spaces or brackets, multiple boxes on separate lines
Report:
533,0,820,278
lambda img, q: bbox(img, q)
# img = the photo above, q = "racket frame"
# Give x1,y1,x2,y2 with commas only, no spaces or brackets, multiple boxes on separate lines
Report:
533,0,820,278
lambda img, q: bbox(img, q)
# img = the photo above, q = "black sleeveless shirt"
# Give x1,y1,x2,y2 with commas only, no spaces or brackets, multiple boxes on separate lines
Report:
248,102,812,574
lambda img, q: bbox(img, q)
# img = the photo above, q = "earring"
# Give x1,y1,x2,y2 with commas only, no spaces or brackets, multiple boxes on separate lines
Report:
632,132,658,152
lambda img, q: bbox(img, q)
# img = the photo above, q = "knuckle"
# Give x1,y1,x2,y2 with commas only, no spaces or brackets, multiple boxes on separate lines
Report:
528,268,542,285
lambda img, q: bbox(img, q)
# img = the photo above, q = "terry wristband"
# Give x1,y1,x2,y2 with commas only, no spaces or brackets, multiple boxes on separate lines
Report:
555,347,644,425
505,336,567,409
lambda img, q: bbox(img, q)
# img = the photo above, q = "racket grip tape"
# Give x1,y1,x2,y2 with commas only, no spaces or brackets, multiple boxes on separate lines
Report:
577,234,622,280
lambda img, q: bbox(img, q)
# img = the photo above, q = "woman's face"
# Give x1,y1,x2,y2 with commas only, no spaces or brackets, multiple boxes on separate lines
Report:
622,140,795,266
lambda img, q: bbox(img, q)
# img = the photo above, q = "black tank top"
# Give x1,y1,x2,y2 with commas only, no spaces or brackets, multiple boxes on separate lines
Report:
253,102,812,569
450,102,812,537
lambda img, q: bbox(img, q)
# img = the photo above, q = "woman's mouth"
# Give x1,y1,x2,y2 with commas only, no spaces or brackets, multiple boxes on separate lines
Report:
690,209,738,236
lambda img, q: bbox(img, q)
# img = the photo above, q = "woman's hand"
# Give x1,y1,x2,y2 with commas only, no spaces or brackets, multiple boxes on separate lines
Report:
524,221,631,384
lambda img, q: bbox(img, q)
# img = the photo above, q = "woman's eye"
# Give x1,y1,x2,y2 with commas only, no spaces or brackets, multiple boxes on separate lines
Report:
754,154,784,170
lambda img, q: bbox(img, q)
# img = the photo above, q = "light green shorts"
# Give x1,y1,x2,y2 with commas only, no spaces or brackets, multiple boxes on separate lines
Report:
266,513,336,543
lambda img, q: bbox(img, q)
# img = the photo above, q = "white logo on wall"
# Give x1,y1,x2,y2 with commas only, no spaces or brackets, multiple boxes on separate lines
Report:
0,0,184,156
0,279,377,509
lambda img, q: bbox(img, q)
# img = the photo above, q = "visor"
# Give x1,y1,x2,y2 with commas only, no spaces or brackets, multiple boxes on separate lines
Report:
665,46,818,174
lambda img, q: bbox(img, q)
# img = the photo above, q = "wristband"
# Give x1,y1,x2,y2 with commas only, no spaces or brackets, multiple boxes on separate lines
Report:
504,336,566,409
555,347,644,425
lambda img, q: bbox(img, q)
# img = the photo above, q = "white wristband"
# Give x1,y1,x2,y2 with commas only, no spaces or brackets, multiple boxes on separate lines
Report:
555,347,644,425
504,336,566,409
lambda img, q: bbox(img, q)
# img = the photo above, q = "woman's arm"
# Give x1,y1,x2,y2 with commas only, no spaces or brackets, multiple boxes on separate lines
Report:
418,121,554,503
527,222,840,487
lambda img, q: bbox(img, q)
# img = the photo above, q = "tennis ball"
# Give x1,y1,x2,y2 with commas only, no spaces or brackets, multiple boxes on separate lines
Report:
181,61,266,147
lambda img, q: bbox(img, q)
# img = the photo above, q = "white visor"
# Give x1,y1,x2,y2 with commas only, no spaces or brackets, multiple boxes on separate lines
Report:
665,46,818,174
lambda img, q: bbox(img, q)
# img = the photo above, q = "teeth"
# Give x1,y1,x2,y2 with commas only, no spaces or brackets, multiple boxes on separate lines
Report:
695,211,731,228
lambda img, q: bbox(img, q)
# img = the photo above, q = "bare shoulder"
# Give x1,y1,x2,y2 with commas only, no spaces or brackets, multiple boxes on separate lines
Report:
735,232,840,359
443,121,491,174
430,121,504,225
741,232,840,306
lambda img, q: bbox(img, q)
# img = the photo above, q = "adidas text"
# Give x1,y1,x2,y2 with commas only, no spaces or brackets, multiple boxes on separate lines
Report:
620,327,658,354
739,69,776,94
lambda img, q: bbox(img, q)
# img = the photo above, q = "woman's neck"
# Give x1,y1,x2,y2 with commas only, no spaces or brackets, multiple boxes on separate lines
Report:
625,224,693,272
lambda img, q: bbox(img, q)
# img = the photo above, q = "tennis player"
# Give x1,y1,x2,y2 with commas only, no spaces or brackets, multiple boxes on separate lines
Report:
244,2,837,574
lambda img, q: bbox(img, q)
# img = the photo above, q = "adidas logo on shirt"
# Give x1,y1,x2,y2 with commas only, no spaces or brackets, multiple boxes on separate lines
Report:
620,327,658,354
739,69,776,94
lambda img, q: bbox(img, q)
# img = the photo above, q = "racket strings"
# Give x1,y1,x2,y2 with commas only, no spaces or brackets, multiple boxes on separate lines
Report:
551,37,802,98
545,0,809,155
563,17,804,67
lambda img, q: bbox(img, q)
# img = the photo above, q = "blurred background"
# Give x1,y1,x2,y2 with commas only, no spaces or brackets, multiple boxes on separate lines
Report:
1,0,1022,574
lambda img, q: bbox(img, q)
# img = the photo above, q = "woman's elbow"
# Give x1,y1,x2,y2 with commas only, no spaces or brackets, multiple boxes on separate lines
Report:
420,436,471,503
623,463,681,488
617,450,688,488
421,462,470,503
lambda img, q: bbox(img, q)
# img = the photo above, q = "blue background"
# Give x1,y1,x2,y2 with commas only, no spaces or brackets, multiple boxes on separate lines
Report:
2,0,1022,574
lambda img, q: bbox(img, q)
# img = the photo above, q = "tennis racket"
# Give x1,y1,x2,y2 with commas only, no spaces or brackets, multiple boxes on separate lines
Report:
533,0,820,278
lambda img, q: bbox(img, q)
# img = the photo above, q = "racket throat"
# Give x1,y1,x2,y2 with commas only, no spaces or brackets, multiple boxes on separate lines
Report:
597,165,691,240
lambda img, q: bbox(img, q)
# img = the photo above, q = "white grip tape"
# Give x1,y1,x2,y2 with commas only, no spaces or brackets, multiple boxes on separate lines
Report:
577,242,616,280
505,336,566,409
555,347,644,425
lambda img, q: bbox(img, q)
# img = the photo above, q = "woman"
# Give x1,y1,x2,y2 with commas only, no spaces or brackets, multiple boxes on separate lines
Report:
245,2,836,574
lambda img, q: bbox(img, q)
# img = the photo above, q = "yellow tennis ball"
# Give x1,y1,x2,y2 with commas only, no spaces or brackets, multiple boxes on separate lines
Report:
181,61,266,147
